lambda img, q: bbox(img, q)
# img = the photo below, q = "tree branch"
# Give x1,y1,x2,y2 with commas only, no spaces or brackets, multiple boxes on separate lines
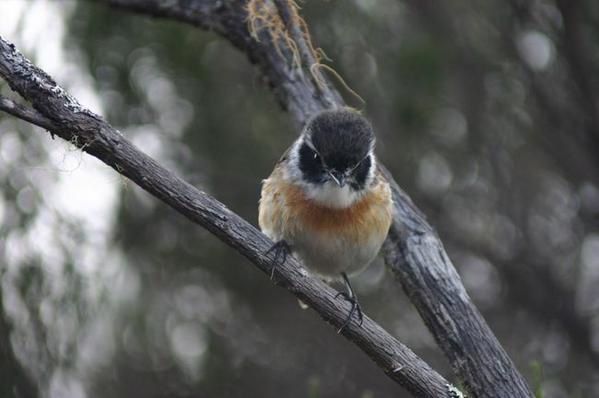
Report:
554,0,599,151
104,0,338,128
0,36,456,398
96,1,534,396
0,96,56,131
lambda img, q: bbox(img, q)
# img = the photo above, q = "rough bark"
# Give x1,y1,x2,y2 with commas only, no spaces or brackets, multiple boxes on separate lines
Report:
0,37,455,398
96,1,534,396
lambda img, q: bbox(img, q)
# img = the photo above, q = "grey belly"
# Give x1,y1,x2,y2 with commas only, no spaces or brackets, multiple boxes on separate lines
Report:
292,233,383,280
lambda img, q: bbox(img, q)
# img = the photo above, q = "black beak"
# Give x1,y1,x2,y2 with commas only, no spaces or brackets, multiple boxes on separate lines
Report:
329,171,346,187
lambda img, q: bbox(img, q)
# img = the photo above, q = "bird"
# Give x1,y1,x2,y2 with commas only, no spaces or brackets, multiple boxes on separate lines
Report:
258,108,393,331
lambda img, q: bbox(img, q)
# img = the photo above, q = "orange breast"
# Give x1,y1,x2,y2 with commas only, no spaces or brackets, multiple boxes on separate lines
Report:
259,165,393,245
259,168,393,277
280,178,392,243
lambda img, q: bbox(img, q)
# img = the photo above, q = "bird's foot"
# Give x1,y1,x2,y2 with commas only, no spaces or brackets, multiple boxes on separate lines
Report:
264,240,291,279
335,291,363,333
335,272,363,333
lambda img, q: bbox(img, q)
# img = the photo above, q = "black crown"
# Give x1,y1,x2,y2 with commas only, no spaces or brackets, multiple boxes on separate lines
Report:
306,109,374,170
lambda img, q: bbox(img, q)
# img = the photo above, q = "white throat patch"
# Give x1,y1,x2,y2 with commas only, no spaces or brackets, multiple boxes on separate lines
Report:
303,181,363,209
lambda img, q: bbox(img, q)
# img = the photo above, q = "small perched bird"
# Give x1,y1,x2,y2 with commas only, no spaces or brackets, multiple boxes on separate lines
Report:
259,108,393,330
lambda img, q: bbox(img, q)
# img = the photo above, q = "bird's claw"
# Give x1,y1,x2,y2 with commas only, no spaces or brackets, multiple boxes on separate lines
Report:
335,290,363,333
264,240,291,279
336,272,364,332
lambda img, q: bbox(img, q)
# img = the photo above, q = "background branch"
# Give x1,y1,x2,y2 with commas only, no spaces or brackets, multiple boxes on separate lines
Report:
0,293,38,398
98,0,534,396
0,35,454,398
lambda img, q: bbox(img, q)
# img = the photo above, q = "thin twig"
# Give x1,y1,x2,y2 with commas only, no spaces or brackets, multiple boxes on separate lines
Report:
0,96,56,131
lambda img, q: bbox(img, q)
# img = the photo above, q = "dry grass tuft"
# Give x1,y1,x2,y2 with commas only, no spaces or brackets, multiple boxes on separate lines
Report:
246,0,364,107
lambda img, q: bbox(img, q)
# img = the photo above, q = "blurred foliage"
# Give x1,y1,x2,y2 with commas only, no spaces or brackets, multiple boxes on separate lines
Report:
532,361,545,398
1,0,599,397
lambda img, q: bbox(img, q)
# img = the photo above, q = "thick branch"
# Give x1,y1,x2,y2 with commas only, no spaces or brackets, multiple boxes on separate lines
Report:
0,36,454,398
97,1,534,396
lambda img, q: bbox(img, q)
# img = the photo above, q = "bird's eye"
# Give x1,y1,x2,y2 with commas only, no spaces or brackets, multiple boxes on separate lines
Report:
308,147,320,162
298,143,326,183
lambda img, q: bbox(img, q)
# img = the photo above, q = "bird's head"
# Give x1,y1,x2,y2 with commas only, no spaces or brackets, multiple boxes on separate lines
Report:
287,108,377,208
